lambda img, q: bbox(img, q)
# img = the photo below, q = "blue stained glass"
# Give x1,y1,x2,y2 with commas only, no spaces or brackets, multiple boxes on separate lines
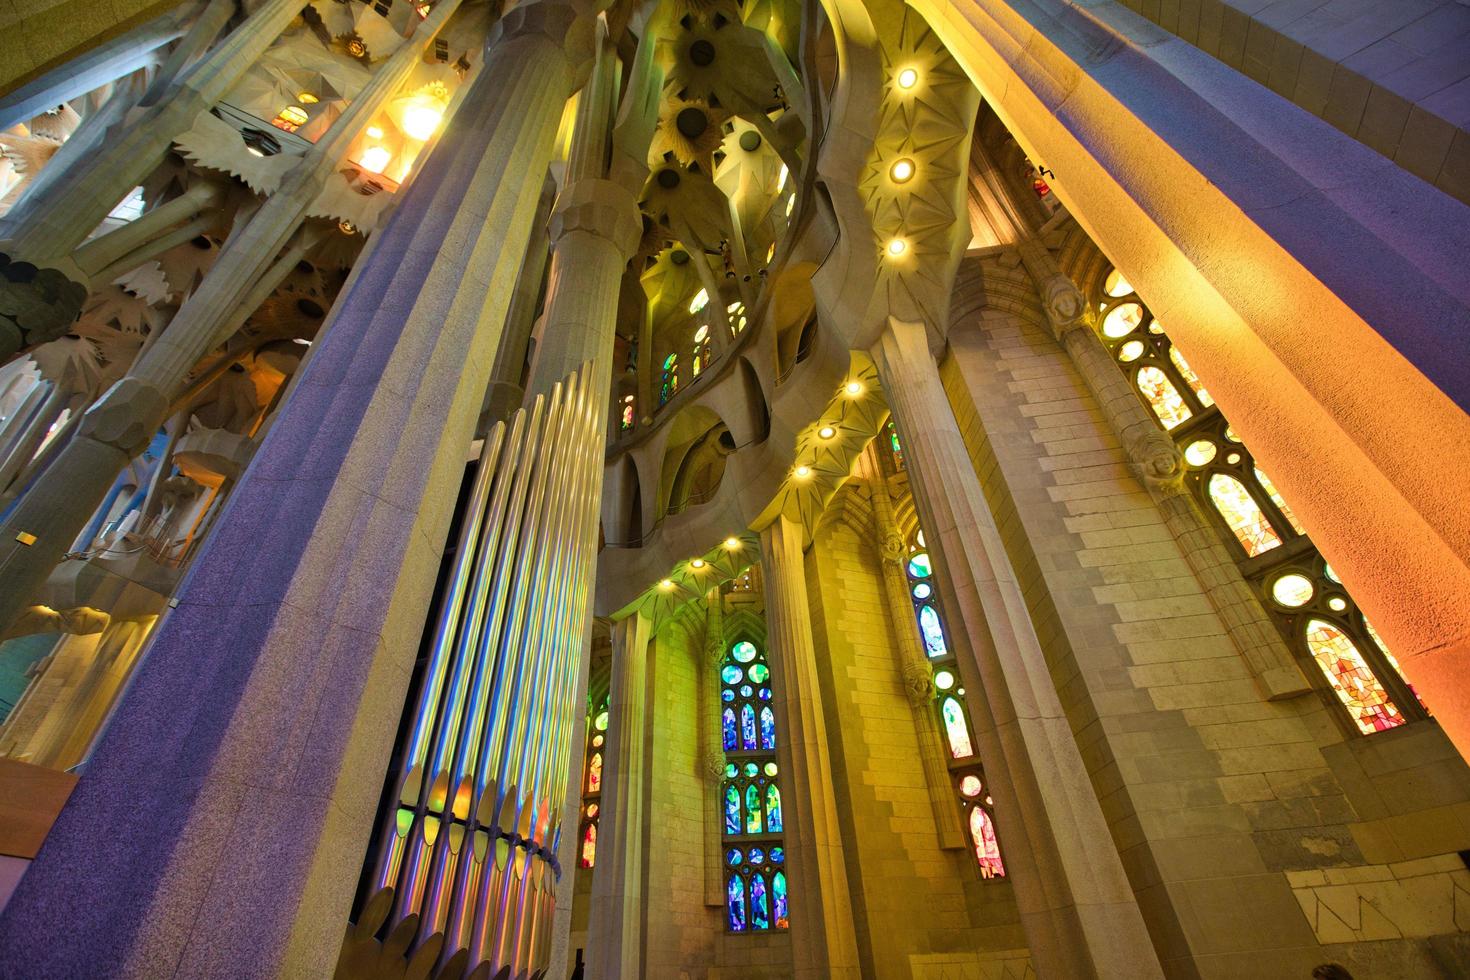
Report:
732,641,757,663
760,706,777,750
918,604,947,657
746,784,763,834
722,707,737,750
751,873,770,930
727,875,746,931
721,689,734,702
773,871,789,928
765,784,783,832
743,762,758,777
741,704,757,750
907,553,932,578
749,847,765,863
739,684,753,697
770,846,784,864
727,848,743,866
758,688,772,700
721,665,743,684
912,582,931,599
724,784,741,834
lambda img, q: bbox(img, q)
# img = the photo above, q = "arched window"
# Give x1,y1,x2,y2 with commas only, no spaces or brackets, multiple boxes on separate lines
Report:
619,394,635,431
660,353,679,405
885,419,905,471
904,526,1006,878
271,104,309,132
719,639,788,931
727,301,748,337
1095,267,1426,734
692,325,711,377
578,698,609,868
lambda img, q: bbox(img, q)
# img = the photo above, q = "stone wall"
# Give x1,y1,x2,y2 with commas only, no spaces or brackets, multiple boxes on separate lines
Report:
936,253,1470,978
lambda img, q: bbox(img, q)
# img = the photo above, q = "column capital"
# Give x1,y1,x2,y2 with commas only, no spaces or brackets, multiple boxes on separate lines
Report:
78,377,170,455
548,178,643,262
487,0,599,74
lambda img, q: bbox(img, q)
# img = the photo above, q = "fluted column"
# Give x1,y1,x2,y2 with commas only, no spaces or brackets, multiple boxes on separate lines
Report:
857,447,967,849
586,611,651,980
759,514,860,980
0,0,597,973
1016,239,1310,700
0,0,470,636
871,315,1163,979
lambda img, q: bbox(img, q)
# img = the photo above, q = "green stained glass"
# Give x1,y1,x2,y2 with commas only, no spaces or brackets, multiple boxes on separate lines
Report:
746,784,763,834
765,784,783,832
907,553,932,579
724,784,741,834
732,641,757,663
721,665,743,684
772,871,789,928
748,663,769,683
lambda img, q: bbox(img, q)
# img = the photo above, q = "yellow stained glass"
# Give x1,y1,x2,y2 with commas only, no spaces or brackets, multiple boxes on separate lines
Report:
1364,617,1429,712
1169,346,1214,406
1136,366,1193,429
1103,269,1133,297
1209,474,1282,556
1183,440,1216,466
1102,303,1143,338
1271,573,1313,607
1118,340,1145,362
1253,466,1306,535
1305,619,1403,734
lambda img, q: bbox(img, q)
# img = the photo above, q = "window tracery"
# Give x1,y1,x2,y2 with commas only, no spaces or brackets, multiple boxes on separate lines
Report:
660,353,679,404
578,697,609,868
719,638,788,932
1095,268,1426,734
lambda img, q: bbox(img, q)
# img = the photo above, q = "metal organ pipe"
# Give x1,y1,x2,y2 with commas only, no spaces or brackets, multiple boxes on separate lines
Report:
361,362,605,976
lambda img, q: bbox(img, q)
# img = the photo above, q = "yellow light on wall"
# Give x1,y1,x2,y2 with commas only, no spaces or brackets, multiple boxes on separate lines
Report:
402,102,444,141
297,92,319,104
366,125,384,139
890,158,915,183
887,238,908,256
359,146,392,174
897,68,919,89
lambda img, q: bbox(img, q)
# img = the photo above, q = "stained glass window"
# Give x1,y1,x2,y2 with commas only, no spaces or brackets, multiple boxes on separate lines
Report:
728,301,748,336
1094,265,1425,734
1209,474,1282,557
578,694,609,868
620,394,635,431
901,521,1007,878
886,419,905,471
660,353,679,405
692,325,711,378
719,637,787,931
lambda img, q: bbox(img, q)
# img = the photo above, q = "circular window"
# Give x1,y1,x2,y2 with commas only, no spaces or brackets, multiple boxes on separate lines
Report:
1271,573,1314,607
732,641,757,663
721,665,743,684
748,663,769,683
934,670,955,691
1103,269,1133,298
959,775,983,798
1118,340,1145,362
594,710,609,731
1184,440,1217,466
1102,303,1143,338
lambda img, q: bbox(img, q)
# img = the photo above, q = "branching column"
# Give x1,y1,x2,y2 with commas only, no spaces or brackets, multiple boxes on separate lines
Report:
586,612,651,980
857,447,967,849
0,0,597,974
871,316,1164,980
0,0,470,635
759,514,860,980
1016,239,1309,700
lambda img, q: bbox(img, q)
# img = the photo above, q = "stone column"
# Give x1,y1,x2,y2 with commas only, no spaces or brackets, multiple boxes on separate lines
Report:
1016,239,1310,701
0,0,598,974
759,514,860,980
482,171,559,424
586,611,650,980
871,315,1163,980
0,0,470,635
856,447,967,849
700,587,728,906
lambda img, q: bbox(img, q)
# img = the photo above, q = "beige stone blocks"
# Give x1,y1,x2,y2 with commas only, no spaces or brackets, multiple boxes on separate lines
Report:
1288,853,1470,944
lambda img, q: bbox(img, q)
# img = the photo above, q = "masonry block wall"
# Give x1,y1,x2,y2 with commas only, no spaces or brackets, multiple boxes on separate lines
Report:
936,252,1470,977
805,494,1029,976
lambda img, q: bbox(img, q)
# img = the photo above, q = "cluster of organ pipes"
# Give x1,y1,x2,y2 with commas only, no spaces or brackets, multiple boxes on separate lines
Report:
364,363,604,976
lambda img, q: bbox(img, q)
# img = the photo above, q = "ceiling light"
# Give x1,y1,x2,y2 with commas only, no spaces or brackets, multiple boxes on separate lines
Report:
358,146,391,174
887,238,908,256
659,579,675,590
402,102,444,141
818,426,836,439
897,68,919,90
691,558,706,569
724,537,742,550
845,381,863,396
890,158,915,183
794,465,811,478
366,125,384,139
